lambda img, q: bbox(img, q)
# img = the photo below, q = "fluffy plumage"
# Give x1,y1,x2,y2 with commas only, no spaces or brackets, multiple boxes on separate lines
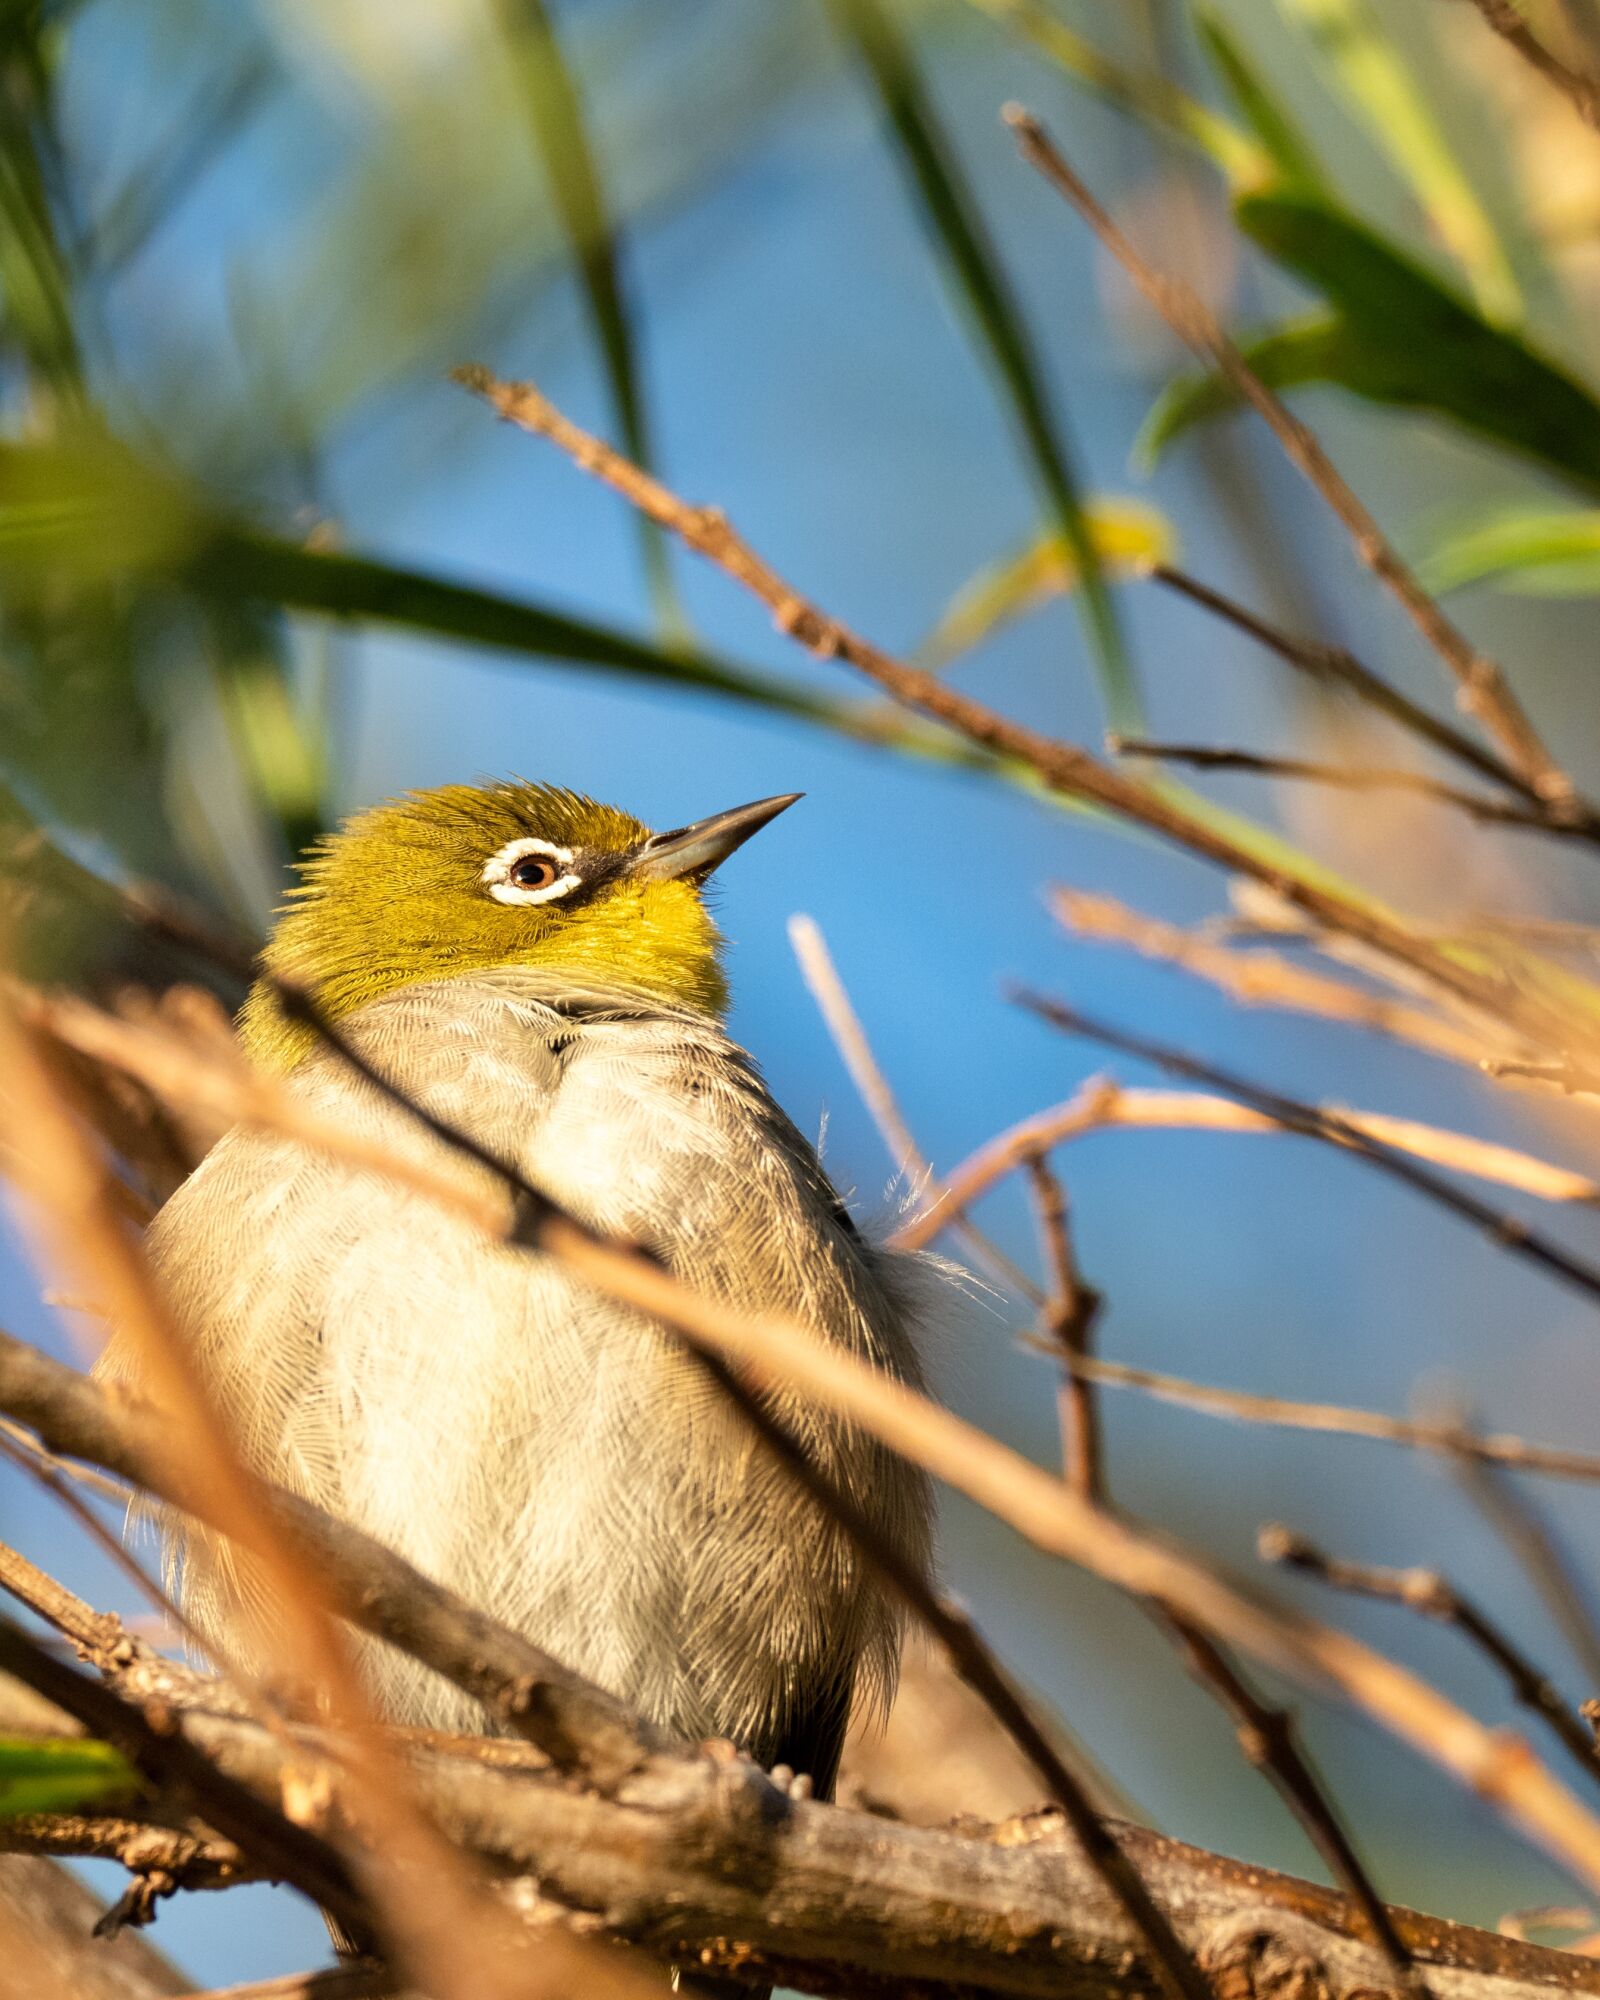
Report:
100,784,935,1807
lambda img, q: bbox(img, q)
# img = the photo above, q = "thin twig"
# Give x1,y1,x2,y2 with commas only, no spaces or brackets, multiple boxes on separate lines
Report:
1007,107,1578,809
1461,0,1600,130
1152,1607,1418,1979
1261,1525,1600,1790
1021,1155,1415,1979
1010,991,1600,1307
788,913,1044,1303
1051,889,1505,1069
1149,562,1556,807
1451,1450,1600,1696
1109,737,1574,833
1023,1153,1104,1500
449,362,1592,1054
894,1078,1600,1259
1047,1352,1600,1485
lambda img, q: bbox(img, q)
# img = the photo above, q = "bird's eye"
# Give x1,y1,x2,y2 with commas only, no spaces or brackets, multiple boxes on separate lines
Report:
482,836,581,906
510,854,560,891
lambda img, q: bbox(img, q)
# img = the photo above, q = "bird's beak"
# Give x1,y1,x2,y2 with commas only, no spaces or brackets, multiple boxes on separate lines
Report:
630,793,802,883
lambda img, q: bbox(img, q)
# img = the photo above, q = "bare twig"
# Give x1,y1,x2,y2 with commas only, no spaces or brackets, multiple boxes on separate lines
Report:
1008,107,1576,807
1153,1608,1417,1979
894,1078,1600,1259
1010,991,1600,1306
1109,737,1575,833
1022,1153,1104,1501
1048,1352,1600,1485
1021,1155,1413,1978
788,912,1043,1303
1261,1525,1600,1789
1451,1451,1600,1696
1461,0,1600,129
1051,889,1504,1069
449,362,1592,1052
1149,562,1556,807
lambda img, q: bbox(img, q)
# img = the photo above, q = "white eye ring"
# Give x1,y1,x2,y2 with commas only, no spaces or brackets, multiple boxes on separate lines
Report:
482,836,582,906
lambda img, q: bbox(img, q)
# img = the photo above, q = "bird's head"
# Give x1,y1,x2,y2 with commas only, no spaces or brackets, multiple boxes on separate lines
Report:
240,782,800,1069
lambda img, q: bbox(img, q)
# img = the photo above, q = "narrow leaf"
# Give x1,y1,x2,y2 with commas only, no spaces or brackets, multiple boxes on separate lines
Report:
0,1736,142,1819
921,502,1176,667
494,0,682,631
828,0,1143,733
1139,195,1600,496
1194,8,1328,194
963,0,1267,186
1420,505,1600,596
1274,0,1521,323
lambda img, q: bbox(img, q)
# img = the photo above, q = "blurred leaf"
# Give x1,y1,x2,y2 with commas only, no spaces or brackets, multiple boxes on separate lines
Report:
0,8,82,404
1273,0,1520,323
921,501,1176,667
1193,7,1327,193
0,1736,141,1818
964,0,1268,186
828,0,1141,734
1139,194,1600,495
494,0,681,633
1420,504,1600,595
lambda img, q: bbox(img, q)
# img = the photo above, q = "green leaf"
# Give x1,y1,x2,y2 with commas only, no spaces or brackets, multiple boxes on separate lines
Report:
494,0,682,635
920,501,1176,667
1139,194,1600,496
1273,0,1520,323
1420,505,1600,596
1193,7,1328,194
0,1737,142,1818
963,0,1268,188
827,0,1142,734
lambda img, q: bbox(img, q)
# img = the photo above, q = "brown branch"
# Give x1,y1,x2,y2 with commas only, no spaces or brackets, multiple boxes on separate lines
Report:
1261,1526,1600,1790
1451,1451,1600,1698
1022,1154,1104,1501
10,1675,1600,2000
1461,0,1600,129
895,1077,1600,1262
1050,889,1505,1069
1020,1156,1413,1979
1054,1352,1600,1485
1009,991,1600,1305
1006,106,1578,809
448,362,1593,1058
1149,561,1557,808
193,1976,391,2000
1108,737,1575,833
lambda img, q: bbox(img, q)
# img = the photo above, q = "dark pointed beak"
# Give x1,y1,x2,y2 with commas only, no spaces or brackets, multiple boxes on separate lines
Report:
630,793,802,883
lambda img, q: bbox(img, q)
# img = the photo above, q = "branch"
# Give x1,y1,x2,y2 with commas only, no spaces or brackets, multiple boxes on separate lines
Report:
1108,738,1575,834
1054,1353,1600,1486
1461,0,1600,130
7,1677,1600,2000
1261,1525,1600,1790
1009,992,1600,1304
1005,107,1578,810
1050,889,1507,1069
447,363,1585,1056
1148,562,1547,804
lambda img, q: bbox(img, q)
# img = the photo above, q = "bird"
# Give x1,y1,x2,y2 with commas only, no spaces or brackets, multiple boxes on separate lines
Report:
99,782,935,1931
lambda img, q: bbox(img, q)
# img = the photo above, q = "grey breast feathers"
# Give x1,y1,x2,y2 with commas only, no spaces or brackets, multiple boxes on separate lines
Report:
99,972,937,1752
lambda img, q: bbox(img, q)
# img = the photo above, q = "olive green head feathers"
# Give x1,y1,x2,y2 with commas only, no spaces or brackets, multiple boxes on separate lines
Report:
241,783,800,1069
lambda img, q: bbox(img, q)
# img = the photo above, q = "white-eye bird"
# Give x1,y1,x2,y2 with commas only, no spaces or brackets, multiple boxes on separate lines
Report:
101,783,934,1814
